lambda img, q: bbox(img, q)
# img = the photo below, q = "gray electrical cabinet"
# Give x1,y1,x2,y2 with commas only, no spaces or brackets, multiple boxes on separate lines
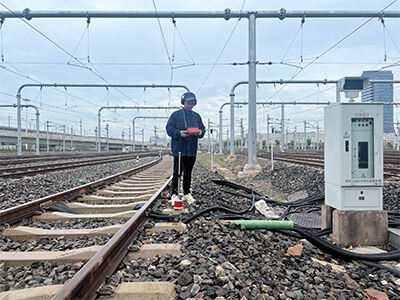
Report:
324,102,383,210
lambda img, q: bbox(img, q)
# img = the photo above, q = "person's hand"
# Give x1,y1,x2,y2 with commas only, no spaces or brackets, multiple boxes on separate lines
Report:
197,130,202,136
180,130,188,137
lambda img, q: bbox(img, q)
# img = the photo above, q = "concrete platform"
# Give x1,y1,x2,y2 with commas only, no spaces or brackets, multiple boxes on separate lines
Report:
0,285,63,300
34,211,137,222
389,227,400,248
68,202,145,214
0,245,101,266
147,222,186,233
80,194,152,203
331,210,388,246
96,189,158,197
106,185,162,192
162,208,189,215
127,244,181,260
100,282,176,300
113,182,164,188
122,178,166,184
238,163,262,178
2,225,121,240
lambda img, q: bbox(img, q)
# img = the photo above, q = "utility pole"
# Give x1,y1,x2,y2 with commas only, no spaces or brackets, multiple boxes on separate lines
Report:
286,127,289,149
94,127,98,150
106,124,109,152
316,123,320,150
154,125,157,147
280,104,285,152
294,126,297,150
303,121,307,151
8,116,10,127
266,114,270,153
208,118,211,153
122,131,125,150
70,127,73,150
128,127,131,143
62,125,66,152
79,118,82,136
271,126,274,171
240,118,244,151
226,128,229,151
141,128,145,150
46,121,49,152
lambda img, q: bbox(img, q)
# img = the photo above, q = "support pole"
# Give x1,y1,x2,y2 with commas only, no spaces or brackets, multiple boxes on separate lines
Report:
280,104,285,152
62,125,66,152
70,127,73,150
132,121,136,151
397,124,400,151
316,123,320,150
106,124,109,151
230,93,234,155
240,118,244,151
218,111,223,154
208,118,211,153
34,108,40,155
303,121,307,151
247,13,257,165
46,121,49,152
17,94,22,155
122,131,125,150
294,126,297,150
141,128,144,150
97,111,101,153
266,115,270,152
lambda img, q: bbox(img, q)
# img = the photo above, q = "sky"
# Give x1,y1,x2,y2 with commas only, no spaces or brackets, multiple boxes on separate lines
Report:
0,0,400,141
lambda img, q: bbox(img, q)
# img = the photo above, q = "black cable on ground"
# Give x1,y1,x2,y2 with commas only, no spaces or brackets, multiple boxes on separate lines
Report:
359,260,400,277
293,224,400,261
147,211,178,222
183,192,255,224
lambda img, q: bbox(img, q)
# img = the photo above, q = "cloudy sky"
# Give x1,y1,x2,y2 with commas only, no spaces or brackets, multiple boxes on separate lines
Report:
0,0,399,141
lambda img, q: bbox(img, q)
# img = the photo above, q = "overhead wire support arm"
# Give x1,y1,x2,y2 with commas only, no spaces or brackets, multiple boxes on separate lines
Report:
16,83,190,156
2,9,400,20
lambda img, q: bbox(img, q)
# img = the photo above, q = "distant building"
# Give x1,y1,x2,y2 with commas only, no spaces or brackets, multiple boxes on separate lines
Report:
361,70,394,133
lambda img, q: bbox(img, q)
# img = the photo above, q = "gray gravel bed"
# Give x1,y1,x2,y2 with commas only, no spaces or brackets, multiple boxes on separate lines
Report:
0,235,109,252
106,164,400,299
19,218,126,229
0,262,80,292
254,156,400,211
0,157,154,211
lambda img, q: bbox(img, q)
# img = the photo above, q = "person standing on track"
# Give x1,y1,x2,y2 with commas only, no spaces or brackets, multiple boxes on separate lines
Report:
166,92,206,204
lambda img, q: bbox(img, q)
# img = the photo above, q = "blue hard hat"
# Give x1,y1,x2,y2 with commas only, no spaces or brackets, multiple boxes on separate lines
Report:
181,92,197,105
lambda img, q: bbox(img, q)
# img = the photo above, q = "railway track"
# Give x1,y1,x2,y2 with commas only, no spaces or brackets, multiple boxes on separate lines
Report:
0,155,183,299
258,152,400,179
0,151,166,178
0,151,140,167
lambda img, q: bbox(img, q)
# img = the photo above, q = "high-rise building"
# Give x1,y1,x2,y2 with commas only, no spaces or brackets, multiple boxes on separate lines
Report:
361,70,394,133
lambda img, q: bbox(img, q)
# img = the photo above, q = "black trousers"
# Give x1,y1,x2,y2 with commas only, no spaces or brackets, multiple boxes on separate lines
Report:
171,156,196,195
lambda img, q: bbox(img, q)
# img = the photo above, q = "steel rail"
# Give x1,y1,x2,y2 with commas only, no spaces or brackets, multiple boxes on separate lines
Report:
0,151,138,166
257,153,400,178
53,174,172,300
0,151,167,178
0,157,162,224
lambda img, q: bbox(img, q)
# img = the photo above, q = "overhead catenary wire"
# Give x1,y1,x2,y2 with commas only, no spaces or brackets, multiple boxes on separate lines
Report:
267,0,399,101
196,0,246,94
0,2,150,111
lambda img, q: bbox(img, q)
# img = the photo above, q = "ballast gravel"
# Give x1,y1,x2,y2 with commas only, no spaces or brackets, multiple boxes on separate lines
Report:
108,163,400,300
0,156,154,211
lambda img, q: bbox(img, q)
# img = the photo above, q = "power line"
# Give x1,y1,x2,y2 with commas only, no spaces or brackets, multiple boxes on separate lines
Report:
0,1,147,109
267,0,399,101
196,0,246,93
